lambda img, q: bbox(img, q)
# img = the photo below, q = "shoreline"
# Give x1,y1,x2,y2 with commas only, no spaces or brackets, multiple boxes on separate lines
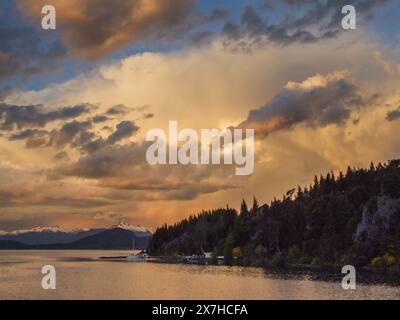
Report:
3,250,398,287
98,254,400,287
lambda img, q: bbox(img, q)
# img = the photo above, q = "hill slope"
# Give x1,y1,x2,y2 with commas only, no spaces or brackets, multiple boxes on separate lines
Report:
70,227,151,250
0,223,152,250
0,227,105,245
149,160,400,272
0,240,31,249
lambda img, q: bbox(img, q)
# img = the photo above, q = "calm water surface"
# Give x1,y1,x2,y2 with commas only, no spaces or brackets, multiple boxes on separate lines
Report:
0,250,399,300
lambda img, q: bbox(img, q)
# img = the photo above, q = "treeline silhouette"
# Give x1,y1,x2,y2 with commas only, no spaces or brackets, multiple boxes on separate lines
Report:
148,160,400,272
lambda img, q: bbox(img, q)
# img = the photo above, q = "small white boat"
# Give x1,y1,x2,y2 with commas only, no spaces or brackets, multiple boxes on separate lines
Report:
126,252,149,260
126,238,148,261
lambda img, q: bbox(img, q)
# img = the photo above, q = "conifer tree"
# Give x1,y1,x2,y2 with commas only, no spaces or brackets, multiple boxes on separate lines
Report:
240,199,249,216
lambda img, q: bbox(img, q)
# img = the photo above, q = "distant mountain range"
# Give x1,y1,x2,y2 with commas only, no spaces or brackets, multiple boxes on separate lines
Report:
0,222,152,250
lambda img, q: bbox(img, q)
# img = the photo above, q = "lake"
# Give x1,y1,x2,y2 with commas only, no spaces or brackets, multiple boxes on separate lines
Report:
0,250,399,300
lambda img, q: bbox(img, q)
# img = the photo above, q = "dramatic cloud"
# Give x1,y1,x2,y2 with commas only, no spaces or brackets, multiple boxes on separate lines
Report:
9,129,47,141
105,104,131,116
240,72,365,137
77,120,140,154
0,103,93,130
61,142,148,179
221,6,335,50
9,128,49,148
106,121,139,144
1,25,399,229
221,0,391,50
386,107,400,122
92,115,111,123
17,0,197,58
0,162,115,212
48,120,93,148
98,179,237,201
191,31,214,46
2,101,140,154
284,0,390,31
55,137,237,202
0,4,65,82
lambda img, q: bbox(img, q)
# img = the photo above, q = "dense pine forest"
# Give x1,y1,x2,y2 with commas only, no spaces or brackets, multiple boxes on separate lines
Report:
149,160,400,273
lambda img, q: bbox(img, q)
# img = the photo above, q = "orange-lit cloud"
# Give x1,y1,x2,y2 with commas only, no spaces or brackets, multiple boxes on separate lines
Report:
1,33,400,230
17,0,196,58
240,71,368,137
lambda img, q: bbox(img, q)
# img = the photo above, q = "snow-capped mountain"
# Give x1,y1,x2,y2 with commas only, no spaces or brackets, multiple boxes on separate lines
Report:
0,222,152,247
0,226,105,245
111,222,151,235
70,223,152,250
0,226,64,236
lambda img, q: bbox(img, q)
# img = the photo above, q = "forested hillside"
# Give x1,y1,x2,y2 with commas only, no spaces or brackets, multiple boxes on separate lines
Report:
149,160,400,272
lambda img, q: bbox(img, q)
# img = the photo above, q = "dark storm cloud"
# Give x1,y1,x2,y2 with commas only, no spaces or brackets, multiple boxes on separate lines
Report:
106,121,139,145
105,104,151,117
221,0,391,49
17,0,197,59
3,101,140,154
3,0,390,85
191,31,214,46
60,140,237,201
62,143,148,179
386,107,400,122
2,0,196,84
221,5,335,47
52,133,237,201
92,115,111,123
285,0,391,32
106,104,130,116
0,103,94,130
240,74,365,137
9,129,47,141
48,120,93,148
76,120,140,154
8,120,94,150
0,5,66,82
8,128,48,148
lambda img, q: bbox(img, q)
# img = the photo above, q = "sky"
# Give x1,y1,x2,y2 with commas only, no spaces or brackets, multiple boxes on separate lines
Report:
0,0,400,231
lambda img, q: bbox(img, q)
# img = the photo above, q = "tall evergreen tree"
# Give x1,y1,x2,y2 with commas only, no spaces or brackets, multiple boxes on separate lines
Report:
252,197,259,213
240,199,249,216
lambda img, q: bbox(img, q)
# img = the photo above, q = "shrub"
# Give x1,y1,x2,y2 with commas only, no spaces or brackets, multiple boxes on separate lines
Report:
233,247,242,259
383,253,397,267
287,245,302,264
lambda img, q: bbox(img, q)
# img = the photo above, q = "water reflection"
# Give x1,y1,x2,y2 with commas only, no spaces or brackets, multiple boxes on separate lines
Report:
0,250,399,300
